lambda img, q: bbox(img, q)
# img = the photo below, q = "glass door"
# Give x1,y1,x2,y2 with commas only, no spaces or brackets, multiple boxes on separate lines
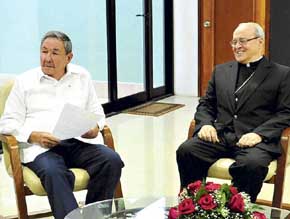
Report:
152,0,165,88
116,0,145,98
103,0,173,114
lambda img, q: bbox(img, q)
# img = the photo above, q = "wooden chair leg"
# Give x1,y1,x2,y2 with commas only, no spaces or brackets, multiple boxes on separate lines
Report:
14,187,28,219
114,181,123,199
114,181,125,212
7,140,29,219
272,178,284,209
10,157,28,218
102,126,124,200
271,131,289,208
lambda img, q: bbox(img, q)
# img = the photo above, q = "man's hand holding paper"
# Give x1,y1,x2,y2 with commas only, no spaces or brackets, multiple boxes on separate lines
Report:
81,125,100,139
28,131,60,148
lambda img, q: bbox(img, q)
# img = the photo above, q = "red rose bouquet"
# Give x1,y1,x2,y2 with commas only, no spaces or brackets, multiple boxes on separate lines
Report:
169,180,266,219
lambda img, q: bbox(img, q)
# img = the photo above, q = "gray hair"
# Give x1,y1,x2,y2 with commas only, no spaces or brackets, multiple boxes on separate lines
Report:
41,31,72,54
252,23,265,39
237,22,265,39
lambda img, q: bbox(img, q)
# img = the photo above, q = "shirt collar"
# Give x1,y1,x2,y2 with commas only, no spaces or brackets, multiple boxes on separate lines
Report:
245,56,263,67
38,64,76,82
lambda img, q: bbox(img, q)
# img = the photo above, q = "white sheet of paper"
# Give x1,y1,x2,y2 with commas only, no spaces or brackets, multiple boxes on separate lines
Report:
52,103,101,140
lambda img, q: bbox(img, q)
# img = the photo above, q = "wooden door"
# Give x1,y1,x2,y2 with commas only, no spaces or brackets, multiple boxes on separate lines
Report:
199,0,270,96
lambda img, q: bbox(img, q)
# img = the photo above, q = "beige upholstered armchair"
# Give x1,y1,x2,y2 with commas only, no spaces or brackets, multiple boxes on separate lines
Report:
0,80,123,219
187,119,290,209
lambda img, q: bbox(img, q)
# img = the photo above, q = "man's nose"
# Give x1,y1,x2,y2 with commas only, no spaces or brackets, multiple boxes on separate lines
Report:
45,53,52,61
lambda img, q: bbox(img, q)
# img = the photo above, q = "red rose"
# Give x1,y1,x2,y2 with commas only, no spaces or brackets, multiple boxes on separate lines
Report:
188,180,202,193
229,186,238,195
205,182,221,191
229,193,245,213
178,198,195,215
168,207,179,219
253,211,267,219
198,194,217,210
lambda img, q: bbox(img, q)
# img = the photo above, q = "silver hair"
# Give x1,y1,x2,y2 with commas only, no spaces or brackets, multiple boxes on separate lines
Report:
41,31,72,54
238,22,265,39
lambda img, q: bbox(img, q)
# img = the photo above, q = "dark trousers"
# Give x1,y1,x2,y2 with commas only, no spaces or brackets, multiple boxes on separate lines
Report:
176,135,275,202
25,139,124,219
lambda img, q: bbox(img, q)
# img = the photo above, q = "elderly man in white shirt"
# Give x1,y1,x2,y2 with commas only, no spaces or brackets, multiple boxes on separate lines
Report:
0,31,124,219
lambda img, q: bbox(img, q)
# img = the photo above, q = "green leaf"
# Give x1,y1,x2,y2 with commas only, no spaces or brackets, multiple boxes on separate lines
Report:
220,184,231,200
195,187,208,201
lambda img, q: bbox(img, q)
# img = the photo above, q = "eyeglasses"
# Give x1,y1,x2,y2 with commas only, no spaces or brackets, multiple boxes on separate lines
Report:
229,37,259,47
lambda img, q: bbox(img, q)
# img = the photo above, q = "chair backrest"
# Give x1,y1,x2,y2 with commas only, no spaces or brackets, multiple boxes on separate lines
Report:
0,80,14,116
0,80,15,175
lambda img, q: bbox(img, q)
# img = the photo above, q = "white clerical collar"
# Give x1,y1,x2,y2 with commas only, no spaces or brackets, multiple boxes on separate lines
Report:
245,56,263,67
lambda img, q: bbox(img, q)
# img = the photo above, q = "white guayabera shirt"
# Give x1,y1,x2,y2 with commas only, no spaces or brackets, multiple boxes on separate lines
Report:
0,63,105,163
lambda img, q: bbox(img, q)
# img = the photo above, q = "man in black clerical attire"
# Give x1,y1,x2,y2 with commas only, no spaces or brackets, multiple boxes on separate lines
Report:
176,22,290,202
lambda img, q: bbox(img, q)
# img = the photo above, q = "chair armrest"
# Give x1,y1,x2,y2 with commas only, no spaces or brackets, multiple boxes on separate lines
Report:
101,125,116,151
271,127,290,207
0,134,29,213
0,134,18,151
281,127,290,141
0,133,25,188
0,134,20,171
100,125,123,198
278,127,290,168
187,119,196,140
0,134,22,172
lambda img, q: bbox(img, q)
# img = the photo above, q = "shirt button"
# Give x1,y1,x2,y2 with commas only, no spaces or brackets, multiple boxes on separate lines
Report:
235,97,238,102
234,114,238,119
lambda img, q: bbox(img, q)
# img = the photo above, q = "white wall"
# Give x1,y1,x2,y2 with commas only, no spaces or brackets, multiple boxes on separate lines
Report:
174,0,199,96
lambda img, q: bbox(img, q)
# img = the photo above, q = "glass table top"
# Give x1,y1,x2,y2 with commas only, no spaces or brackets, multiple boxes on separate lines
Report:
65,197,290,219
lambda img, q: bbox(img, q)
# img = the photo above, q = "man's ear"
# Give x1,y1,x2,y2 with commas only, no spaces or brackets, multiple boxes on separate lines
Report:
67,52,73,63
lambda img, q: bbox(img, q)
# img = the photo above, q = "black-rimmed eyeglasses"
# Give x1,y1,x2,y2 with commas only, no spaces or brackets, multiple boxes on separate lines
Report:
229,37,259,47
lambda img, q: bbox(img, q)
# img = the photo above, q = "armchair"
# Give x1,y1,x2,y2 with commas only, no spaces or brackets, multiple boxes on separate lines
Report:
187,119,290,209
0,80,123,219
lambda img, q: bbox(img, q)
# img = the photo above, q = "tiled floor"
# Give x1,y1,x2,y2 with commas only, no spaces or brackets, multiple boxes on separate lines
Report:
0,95,289,218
